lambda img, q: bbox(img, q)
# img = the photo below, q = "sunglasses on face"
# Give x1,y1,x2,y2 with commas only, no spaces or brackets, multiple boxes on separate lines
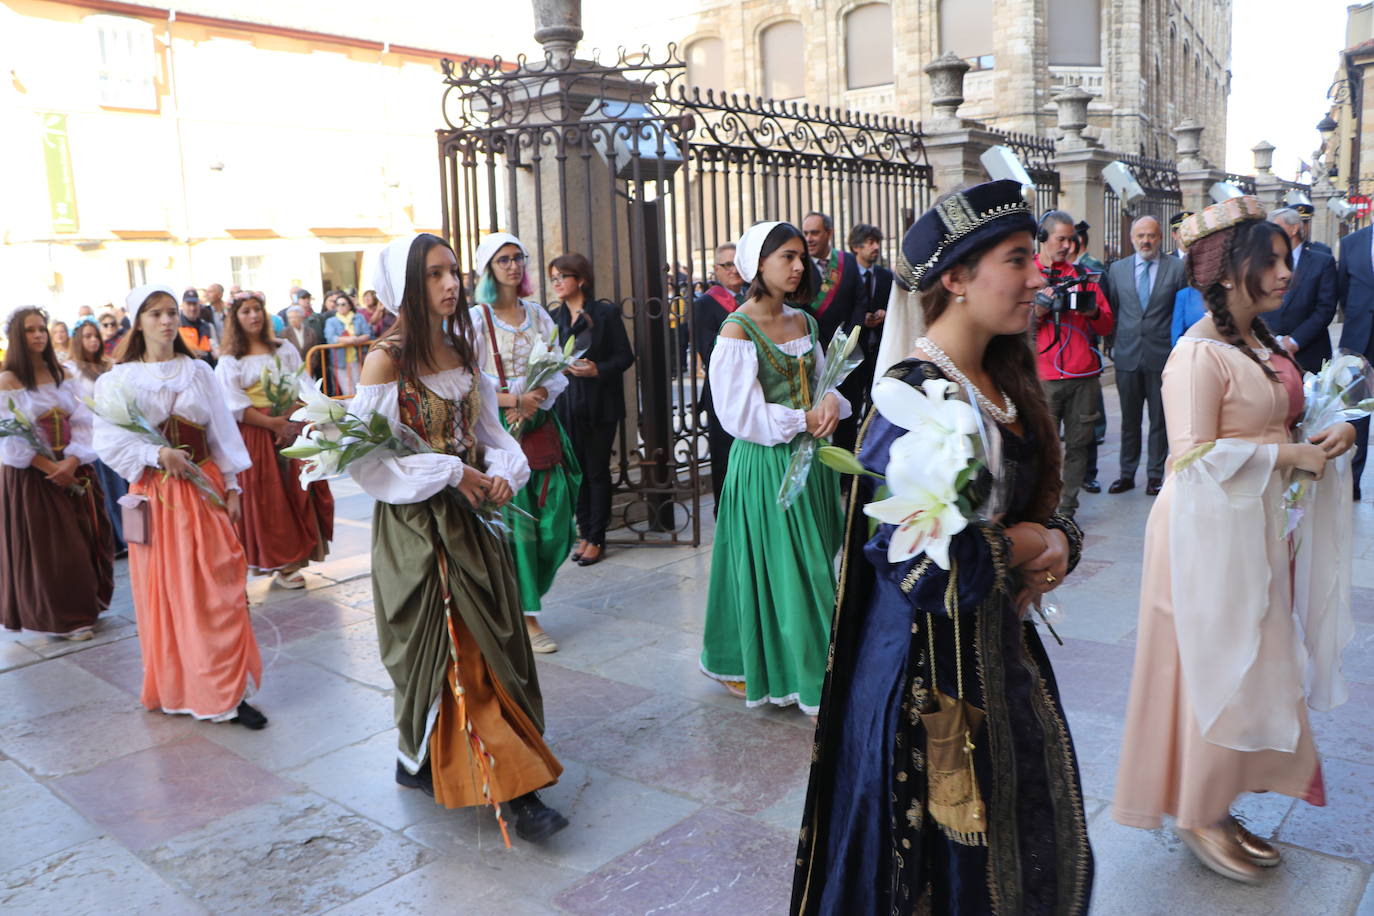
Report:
100,321,117,328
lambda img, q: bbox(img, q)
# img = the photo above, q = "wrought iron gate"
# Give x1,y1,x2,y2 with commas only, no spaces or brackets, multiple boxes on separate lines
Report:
437,48,933,546
1101,154,1182,261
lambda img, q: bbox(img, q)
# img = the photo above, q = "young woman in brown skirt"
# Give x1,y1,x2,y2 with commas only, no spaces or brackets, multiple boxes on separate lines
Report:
0,307,114,639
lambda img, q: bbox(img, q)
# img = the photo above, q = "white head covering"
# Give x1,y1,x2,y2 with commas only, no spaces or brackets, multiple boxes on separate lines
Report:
474,232,528,279
734,221,783,283
371,236,416,315
125,283,177,316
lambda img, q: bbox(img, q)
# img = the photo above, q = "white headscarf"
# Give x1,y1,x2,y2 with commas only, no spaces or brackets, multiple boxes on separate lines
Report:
125,283,177,316
474,232,528,279
371,236,416,315
734,221,782,283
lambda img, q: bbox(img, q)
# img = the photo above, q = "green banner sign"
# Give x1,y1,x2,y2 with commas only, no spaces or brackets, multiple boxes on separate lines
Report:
42,113,78,234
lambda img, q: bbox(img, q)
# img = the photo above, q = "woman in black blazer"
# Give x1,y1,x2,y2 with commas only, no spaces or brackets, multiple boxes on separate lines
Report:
548,254,636,565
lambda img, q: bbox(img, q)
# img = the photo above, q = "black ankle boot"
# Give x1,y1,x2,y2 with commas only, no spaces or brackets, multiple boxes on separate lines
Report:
233,701,268,730
506,791,569,842
395,761,434,797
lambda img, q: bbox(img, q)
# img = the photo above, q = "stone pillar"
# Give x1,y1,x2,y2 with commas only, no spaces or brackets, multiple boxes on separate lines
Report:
1051,147,1115,262
1310,185,1343,250
921,51,1001,196
1177,168,1229,214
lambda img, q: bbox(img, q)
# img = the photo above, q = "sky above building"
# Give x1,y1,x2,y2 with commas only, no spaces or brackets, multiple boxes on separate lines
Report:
184,0,1350,181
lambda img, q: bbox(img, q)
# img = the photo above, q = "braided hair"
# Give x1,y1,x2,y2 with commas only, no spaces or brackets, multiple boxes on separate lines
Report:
1186,218,1296,383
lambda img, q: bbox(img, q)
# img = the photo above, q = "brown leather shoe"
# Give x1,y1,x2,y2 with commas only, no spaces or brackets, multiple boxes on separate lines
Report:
1229,816,1281,867
1146,477,1163,496
1175,824,1264,884
1107,477,1135,494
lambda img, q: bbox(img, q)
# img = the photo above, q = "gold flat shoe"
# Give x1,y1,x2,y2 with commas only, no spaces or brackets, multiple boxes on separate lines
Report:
1175,824,1264,885
1229,815,1281,867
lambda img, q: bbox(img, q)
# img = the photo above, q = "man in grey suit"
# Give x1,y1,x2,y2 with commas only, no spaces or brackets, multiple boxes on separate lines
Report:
1101,216,1187,496
1337,223,1374,500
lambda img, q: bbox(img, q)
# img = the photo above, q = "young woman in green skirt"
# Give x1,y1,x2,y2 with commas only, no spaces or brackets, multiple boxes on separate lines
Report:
470,232,582,655
699,221,852,716
352,233,568,843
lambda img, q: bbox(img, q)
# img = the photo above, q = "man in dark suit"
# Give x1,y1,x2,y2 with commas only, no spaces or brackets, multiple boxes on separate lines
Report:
1337,223,1374,500
692,242,747,513
1267,208,1338,374
801,211,867,449
846,222,892,420
1101,215,1187,495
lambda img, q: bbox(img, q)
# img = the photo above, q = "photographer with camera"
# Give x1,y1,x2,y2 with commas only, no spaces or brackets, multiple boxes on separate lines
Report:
1033,211,1114,517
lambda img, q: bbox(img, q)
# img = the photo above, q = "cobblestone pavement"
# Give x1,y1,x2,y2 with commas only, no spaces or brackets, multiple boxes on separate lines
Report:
4,387,1374,915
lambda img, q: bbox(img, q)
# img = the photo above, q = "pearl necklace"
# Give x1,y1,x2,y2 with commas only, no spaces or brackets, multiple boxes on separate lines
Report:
915,336,1018,425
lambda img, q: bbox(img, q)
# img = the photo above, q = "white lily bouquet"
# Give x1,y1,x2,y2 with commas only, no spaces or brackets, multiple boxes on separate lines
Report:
775,326,864,510
260,355,305,418
280,378,533,537
816,375,1064,642
1282,350,1374,538
509,328,584,439
84,381,225,508
0,398,86,495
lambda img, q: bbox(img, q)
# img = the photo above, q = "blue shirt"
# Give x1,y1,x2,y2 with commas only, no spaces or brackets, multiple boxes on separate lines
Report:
1170,287,1206,346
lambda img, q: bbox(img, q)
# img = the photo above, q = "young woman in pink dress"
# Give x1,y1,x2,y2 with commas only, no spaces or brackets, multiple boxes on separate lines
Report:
1114,199,1357,883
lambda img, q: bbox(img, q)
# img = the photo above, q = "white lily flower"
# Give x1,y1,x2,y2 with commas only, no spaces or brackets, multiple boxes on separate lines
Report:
85,378,135,427
871,376,979,467
290,375,349,424
863,453,969,569
298,441,343,487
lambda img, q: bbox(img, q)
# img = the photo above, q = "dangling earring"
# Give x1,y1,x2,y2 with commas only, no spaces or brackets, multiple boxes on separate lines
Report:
1222,282,1233,289
955,295,966,303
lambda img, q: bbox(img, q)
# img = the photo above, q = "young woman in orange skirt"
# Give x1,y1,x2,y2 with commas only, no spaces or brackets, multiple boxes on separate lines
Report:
0,307,114,639
214,292,333,588
92,285,267,729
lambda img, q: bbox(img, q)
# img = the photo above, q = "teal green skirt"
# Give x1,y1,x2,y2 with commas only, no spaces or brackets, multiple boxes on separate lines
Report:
699,437,844,714
503,410,581,614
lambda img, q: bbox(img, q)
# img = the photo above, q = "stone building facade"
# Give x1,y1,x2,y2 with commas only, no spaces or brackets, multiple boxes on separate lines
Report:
677,0,1232,166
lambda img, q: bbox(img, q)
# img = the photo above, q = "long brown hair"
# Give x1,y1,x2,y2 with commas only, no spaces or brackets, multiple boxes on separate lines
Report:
374,234,476,379
1187,218,1297,382
221,294,278,359
115,291,196,364
69,321,110,381
2,307,67,390
919,240,1062,521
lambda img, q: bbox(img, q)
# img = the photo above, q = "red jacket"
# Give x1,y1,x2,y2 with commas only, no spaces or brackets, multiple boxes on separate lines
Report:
1033,256,1114,380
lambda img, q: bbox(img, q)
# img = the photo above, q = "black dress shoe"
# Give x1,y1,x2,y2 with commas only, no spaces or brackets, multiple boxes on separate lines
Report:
506,791,569,842
1082,479,1101,494
1107,478,1135,494
395,760,435,797
1356,487,1363,502
233,701,268,730
577,545,603,567
1146,477,1163,496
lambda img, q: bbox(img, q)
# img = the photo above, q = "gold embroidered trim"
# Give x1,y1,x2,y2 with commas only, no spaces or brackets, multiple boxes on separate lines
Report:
905,199,1032,288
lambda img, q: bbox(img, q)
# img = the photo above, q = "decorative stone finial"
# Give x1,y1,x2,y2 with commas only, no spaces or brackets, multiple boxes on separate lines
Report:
1174,119,1205,169
1053,84,1094,148
531,0,583,68
1251,140,1276,176
924,53,970,123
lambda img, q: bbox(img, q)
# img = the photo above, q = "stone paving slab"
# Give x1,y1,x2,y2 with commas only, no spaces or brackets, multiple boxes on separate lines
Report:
2,382,1372,914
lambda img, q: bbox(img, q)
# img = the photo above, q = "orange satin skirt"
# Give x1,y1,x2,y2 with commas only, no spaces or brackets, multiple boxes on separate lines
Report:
235,416,334,573
129,462,262,720
429,613,561,809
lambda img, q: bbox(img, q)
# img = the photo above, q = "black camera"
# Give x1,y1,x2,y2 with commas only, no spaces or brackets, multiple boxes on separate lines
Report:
1033,269,1099,314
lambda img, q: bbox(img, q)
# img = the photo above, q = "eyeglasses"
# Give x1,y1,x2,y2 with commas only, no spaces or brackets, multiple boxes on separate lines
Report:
100,321,117,328
495,254,527,268
715,261,736,269
549,273,576,283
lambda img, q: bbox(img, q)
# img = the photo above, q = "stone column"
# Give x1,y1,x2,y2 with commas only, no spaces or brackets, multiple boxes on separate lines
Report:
1051,147,1115,262
1177,168,1229,214
1310,186,1344,250
921,52,1001,196
1250,141,1286,210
